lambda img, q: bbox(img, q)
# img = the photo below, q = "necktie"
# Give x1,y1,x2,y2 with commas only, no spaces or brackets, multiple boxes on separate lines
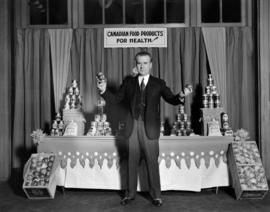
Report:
140,78,145,91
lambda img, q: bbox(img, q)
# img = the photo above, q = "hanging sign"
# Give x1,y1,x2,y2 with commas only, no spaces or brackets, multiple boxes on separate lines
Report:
104,28,167,48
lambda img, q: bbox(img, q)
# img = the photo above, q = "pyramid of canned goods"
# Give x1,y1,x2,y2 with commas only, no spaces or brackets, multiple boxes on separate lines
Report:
50,113,65,136
170,105,193,136
202,74,221,108
63,80,82,110
87,97,112,136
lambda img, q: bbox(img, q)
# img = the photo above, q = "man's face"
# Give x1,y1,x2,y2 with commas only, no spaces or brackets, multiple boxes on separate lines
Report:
136,55,152,76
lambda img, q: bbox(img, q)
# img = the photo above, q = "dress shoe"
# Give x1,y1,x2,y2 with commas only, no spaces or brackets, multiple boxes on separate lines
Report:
152,198,163,207
120,197,134,205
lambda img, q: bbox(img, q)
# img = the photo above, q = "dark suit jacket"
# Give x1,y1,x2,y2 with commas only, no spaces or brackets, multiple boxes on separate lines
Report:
101,75,184,139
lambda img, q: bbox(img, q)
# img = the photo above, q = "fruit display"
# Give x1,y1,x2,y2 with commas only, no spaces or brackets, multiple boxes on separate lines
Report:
23,154,57,187
237,165,268,190
232,142,261,165
229,141,269,199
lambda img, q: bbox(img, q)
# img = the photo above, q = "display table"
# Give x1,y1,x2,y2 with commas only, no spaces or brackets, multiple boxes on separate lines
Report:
37,136,233,192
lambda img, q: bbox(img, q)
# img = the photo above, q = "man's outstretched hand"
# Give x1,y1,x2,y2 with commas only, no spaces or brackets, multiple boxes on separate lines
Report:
180,84,193,98
96,72,107,94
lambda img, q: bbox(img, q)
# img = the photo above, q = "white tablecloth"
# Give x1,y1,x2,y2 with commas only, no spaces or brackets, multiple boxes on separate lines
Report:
38,136,233,191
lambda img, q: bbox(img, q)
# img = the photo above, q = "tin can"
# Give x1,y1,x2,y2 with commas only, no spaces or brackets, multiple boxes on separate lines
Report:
182,129,187,136
186,121,191,129
223,122,229,129
65,95,70,102
214,99,221,108
211,85,217,94
208,74,213,86
206,86,211,95
70,101,76,109
72,80,78,88
179,105,185,114
75,87,80,95
202,99,208,108
105,127,112,136
202,94,208,101
101,114,107,122
104,121,110,128
183,114,188,122
208,100,214,108
214,94,221,108
94,114,101,122
97,121,104,128
180,122,185,130
91,121,97,128
52,120,58,129
68,87,73,95
177,114,182,121
50,129,55,136
71,95,76,101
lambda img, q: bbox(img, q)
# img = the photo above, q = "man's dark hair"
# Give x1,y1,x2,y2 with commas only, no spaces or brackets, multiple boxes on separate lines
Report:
135,51,152,63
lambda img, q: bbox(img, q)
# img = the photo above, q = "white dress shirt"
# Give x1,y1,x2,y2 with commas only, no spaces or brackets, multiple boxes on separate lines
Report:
138,74,150,87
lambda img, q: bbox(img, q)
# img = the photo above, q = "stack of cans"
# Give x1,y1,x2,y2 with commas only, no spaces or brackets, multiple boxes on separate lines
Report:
87,96,112,136
87,113,112,136
63,80,82,110
50,113,65,136
202,74,221,108
170,105,193,136
220,113,233,136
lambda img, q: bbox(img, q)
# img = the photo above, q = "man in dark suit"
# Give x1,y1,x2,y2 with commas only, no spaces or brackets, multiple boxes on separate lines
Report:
97,51,189,207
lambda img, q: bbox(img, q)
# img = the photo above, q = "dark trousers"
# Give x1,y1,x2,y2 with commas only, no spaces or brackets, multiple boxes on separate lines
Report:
127,116,161,199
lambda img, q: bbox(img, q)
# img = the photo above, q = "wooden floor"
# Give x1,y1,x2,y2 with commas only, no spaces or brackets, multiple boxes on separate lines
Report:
1,170,270,212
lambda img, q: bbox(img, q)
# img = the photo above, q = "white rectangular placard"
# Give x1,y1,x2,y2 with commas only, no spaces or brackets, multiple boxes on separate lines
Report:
104,28,167,48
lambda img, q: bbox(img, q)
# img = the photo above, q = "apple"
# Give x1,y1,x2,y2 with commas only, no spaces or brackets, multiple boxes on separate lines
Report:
49,155,55,162
26,174,33,181
40,168,47,175
31,157,37,164
37,161,42,167
33,171,39,177
45,171,51,177
47,161,53,168
42,158,49,163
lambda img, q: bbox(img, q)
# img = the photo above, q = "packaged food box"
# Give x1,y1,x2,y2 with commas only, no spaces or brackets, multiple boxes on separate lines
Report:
23,153,59,199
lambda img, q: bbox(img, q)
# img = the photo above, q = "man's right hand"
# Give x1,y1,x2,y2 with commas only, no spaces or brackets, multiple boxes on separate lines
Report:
96,72,107,94
97,80,107,94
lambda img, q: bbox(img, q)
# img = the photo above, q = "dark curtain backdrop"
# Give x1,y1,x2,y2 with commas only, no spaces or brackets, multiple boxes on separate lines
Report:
12,27,256,169
13,29,53,168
